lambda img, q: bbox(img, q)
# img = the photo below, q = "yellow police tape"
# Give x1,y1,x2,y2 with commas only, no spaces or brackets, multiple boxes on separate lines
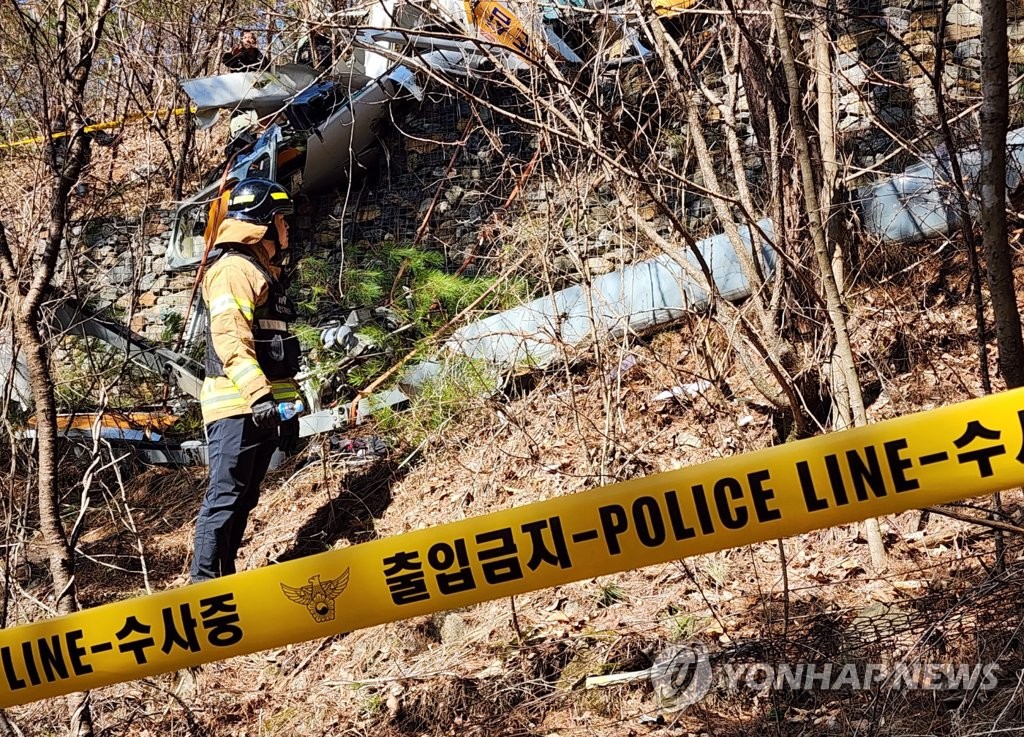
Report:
0,108,193,150
4,389,1024,708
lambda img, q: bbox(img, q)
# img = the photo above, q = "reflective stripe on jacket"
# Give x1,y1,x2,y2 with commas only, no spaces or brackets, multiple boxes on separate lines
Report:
199,219,303,424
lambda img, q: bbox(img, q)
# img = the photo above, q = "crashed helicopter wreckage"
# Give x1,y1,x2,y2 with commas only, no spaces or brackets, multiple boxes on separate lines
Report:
0,213,778,466
166,0,652,270
9,120,1022,465
5,0,650,463
9,0,1024,465
9,122,1024,465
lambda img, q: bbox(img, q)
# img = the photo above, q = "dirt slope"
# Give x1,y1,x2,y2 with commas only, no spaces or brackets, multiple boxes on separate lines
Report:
9,237,1024,736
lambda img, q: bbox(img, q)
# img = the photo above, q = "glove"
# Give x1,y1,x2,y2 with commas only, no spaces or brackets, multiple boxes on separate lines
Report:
250,395,279,429
278,417,300,453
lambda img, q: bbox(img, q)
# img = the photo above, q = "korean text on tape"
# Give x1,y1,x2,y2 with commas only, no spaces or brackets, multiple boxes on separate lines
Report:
4,389,1024,708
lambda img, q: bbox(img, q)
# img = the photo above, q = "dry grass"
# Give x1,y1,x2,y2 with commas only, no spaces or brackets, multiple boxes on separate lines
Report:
7,170,1024,735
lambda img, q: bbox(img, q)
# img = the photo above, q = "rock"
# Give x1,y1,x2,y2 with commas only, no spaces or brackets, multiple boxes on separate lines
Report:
404,138,441,154
444,185,464,206
595,227,617,246
901,29,934,47
686,198,713,219
132,163,161,179
105,264,134,286
356,206,380,222
143,219,168,237
956,38,982,61
585,257,614,275
903,44,938,66
946,2,981,27
837,92,866,119
882,7,911,31
552,256,575,273
836,34,860,53
838,114,870,134
835,51,860,70
674,432,702,449
908,10,940,31
137,291,157,307
159,294,190,309
946,23,981,41
911,86,939,119
439,614,467,644
942,65,963,87
950,80,981,101
840,63,868,88
528,185,550,202
602,248,634,264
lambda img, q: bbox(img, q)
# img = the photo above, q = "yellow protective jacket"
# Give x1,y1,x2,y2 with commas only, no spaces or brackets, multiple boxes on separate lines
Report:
199,219,303,424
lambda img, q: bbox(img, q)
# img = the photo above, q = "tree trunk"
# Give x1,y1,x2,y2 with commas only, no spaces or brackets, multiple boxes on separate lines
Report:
979,0,1021,573
12,314,93,737
981,0,1024,388
934,0,992,394
772,0,887,569
172,100,195,200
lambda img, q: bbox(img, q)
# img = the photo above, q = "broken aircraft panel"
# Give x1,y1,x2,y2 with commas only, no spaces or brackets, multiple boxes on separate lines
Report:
181,64,323,129
447,220,776,367
855,125,1024,244
1,296,201,412
447,121,1024,369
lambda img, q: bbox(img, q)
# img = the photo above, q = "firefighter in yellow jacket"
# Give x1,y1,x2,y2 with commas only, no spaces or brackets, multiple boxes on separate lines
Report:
191,177,304,582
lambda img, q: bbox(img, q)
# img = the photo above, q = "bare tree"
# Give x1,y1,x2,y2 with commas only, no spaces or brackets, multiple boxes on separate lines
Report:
0,0,113,733
980,0,1024,389
105,0,239,198
768,0,886,569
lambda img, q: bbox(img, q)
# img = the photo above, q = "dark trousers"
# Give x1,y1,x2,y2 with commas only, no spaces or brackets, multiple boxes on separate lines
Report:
191,415,277,582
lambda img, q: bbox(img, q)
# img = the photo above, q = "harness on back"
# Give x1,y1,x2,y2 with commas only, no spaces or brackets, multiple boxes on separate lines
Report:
203,248,301,381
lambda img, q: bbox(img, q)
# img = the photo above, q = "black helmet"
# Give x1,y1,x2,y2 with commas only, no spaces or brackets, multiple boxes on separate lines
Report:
226,178,294,225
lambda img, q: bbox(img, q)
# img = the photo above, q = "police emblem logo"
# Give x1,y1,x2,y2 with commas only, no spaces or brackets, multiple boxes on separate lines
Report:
280,569,350,623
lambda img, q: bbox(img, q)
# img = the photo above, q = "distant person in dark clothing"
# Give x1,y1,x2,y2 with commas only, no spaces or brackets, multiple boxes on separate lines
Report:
223,31,267,72
222,31,267,148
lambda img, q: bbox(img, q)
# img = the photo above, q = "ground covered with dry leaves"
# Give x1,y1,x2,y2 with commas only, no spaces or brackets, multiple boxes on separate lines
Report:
8,238,1024,736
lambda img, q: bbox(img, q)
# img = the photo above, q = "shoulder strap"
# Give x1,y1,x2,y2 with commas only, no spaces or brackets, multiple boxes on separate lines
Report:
214,247,276,286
